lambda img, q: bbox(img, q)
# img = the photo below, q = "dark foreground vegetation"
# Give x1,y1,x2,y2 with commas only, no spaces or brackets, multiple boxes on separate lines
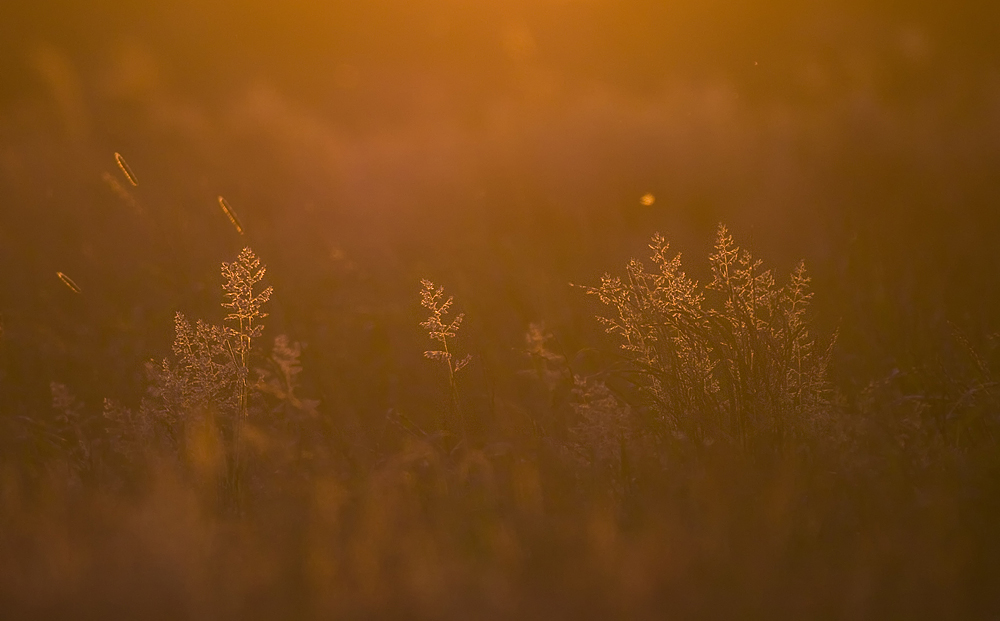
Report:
2,228,999,620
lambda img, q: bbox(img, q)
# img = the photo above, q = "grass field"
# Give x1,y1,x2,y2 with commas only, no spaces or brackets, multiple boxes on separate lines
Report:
2,1,1000,618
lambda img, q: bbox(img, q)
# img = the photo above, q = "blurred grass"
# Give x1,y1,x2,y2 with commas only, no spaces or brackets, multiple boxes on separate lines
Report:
2,432,997,619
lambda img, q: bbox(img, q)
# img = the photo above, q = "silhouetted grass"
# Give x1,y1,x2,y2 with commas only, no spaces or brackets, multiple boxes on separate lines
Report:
2,227,998,619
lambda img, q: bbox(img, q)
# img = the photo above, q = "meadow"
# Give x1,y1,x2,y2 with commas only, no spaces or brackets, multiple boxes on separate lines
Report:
2,1,1000,618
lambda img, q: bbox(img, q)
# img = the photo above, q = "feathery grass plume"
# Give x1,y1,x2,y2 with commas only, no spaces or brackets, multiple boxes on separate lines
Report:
585,225,833,459
705,224,834,452
218,195,245,235
222,248,272,499
137,247,272,509
56,271,82,293
583,233,711,441
255,335,320,419
113,152,138,186
152,313,237,419
420,279,472,438
139,312,236,483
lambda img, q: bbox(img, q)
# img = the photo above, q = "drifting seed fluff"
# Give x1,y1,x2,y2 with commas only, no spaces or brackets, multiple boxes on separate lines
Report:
114,152,138,186
218,196,245,235
56,271,82,294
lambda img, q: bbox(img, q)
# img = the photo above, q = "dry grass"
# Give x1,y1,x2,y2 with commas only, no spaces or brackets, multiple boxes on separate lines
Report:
1,229,998,620
582,225,834,460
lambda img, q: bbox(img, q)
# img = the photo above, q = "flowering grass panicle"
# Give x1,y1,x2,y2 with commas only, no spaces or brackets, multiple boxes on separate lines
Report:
420,279,472,437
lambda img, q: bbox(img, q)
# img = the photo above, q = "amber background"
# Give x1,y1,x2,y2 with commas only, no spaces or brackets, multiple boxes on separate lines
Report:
2,1,999,411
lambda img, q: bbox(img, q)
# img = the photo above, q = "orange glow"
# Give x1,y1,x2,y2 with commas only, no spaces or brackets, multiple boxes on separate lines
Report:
2,0,1000,617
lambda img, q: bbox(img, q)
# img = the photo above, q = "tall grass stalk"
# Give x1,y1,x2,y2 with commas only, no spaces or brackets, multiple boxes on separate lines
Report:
419,279,472,441
221,248,273,503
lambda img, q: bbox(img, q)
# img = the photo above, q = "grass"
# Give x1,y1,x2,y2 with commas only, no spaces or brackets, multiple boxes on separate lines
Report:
582,225,834,460
1,228,999,620
419,279,472,444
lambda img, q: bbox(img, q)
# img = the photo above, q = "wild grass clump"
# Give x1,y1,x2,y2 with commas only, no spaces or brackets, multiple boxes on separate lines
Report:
136,250,265,497
27,248,313,507
584,225,834,460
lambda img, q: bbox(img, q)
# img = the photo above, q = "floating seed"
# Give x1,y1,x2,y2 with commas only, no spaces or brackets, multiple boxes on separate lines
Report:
56,272,82,294
218,196,245,235
114,152,138,186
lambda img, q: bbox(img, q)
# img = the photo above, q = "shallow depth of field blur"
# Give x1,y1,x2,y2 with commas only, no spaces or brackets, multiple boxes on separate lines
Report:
2,1,1000,618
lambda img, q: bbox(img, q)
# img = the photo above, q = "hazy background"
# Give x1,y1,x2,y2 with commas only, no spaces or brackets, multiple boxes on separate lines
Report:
2,0,999,424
